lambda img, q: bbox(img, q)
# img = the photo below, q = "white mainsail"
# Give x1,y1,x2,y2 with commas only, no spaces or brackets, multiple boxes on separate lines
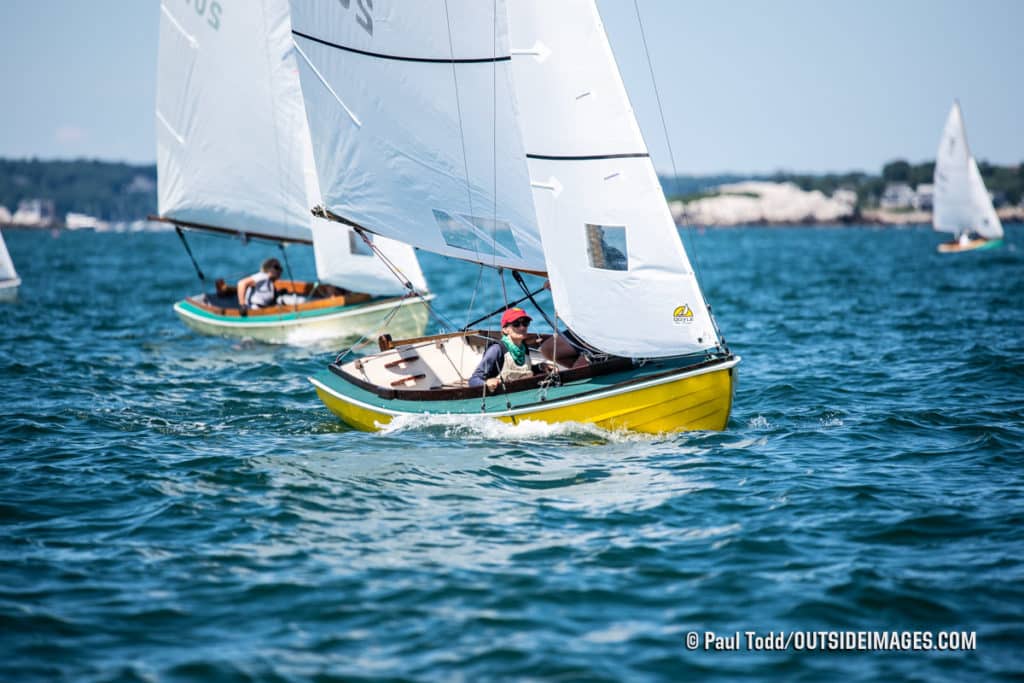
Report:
933,101,1003,240
288,1,546,273
156,0,426,294
0,229,18,283
290,0,719,358
508,0,717,357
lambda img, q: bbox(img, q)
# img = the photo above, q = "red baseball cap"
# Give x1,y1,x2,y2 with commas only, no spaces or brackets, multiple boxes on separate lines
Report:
500,307,532,327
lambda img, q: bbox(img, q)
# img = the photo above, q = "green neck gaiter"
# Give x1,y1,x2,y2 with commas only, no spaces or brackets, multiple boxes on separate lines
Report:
500,334,527,366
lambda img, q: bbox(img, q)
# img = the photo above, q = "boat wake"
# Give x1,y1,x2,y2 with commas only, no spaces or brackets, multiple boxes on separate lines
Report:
378,413,661,444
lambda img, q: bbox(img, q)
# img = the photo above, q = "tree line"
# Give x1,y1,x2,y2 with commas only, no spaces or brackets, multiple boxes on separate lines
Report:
0,158,157,222
1,157,1021,223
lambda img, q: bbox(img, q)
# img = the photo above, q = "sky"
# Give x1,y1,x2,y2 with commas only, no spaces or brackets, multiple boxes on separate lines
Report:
0,0,1020,175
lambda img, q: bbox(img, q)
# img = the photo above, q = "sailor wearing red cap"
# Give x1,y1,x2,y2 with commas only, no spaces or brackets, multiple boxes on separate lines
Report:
469,307,537,391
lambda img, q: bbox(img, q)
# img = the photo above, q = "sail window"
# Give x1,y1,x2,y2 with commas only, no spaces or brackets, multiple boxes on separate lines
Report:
348,231,374,257
585,224,629,271
461,215,521,257
434,209,484,252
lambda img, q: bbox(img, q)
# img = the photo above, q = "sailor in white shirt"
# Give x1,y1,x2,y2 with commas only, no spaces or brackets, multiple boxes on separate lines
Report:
237,258,282,310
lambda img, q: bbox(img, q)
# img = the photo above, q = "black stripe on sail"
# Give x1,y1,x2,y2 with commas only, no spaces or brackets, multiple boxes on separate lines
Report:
293,30,511,64
526,153,651,161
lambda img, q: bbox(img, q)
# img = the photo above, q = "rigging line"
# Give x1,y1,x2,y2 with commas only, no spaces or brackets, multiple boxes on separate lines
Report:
485,1,506,310
175,226,206,283
462,283,546,331
321,210,458,334
352,227,415,292
276,243,300,315
464,263,485,334
511,271,558,336
333,297,405,366
260,7,290,241
349,226,458,331
631,0,707,290
442,0,482,267
491,0,499,273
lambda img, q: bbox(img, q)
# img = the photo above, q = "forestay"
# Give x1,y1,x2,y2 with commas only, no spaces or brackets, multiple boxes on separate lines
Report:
156,0,428,295
288,0,546,273
508,0,717,357
311,222,427,295
933,102,1003,240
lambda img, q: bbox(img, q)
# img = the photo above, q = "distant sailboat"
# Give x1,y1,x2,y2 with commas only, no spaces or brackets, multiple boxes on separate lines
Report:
292,0,739,433
0,229,20,302
153,0,433,344
933,101,1004,254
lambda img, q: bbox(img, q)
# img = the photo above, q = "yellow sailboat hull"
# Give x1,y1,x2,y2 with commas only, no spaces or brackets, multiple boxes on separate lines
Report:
312,358,738,434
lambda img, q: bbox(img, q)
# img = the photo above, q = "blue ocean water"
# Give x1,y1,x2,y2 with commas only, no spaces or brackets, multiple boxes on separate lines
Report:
1,225,1022,682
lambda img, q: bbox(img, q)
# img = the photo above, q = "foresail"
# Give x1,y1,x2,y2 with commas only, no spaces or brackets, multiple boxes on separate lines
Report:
967,157,1004,240
0,230,17,282
507,0,717,358
156,0,312,242
312,220,428,296
288,0,546,273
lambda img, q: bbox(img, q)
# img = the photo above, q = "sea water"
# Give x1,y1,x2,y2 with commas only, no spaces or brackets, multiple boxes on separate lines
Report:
1,226,1021,681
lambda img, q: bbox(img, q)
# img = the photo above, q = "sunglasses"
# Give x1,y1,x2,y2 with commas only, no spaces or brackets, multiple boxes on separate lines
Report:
509,319,530,329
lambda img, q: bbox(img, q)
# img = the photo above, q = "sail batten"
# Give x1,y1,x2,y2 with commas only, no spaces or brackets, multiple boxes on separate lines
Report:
526,152,650,161
293,29,512,64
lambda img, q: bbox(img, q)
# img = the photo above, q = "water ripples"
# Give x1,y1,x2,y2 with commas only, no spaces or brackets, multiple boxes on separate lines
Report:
1,227,1023,680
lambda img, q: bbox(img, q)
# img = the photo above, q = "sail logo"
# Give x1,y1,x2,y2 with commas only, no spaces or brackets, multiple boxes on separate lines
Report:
673,304,694,325
182,0,222,31
338,0,374,36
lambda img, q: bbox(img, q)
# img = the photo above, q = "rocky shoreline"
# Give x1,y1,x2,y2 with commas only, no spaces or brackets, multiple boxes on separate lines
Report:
670,181,1024,227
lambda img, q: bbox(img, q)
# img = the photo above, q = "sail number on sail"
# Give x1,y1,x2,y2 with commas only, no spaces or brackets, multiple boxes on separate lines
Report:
337,0,374,36
180,0,223,32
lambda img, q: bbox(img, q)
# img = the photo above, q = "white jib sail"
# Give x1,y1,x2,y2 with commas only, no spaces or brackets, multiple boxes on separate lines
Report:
507,0,718,358
156,0,427,294
933,101,1003,240
288,0,547,273
0,230,18,282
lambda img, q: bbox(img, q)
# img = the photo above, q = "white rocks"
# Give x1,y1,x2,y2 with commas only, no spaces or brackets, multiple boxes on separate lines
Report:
672,181,856,226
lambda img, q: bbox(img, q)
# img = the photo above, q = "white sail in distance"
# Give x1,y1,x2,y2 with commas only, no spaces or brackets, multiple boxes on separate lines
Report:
933,101,1003,240
507,0,717,357
0,230,18,283
156,0,426,294
288,0,547,273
